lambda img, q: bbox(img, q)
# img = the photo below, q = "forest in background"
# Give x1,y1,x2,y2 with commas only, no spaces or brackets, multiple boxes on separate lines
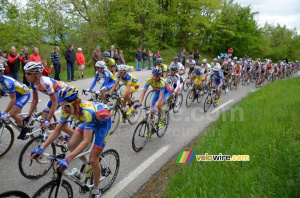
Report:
0,0,299,66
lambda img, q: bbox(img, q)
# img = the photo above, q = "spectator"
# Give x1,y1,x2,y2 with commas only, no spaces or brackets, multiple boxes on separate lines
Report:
51,46,61,80
21,47,29,86
93,45,101,72
29,47,41,62
65,44,76,82
148,49,153,70
41,60,53,76
142,48,148,70
0,49,9,96
181,48,186,65
178,50,182,63
2,50,10,78
194,50,200,65
119,50,125,65
153,52,157,68
76,48,86,79
7,46,25,81
135,48,142,71
108,45,115,59
114,49,121,65
155,50,160,58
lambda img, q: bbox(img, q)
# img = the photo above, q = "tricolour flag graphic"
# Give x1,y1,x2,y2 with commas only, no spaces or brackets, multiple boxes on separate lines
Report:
176,151,195,163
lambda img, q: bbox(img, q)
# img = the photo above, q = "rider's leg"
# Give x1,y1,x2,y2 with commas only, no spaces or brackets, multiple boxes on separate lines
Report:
66,124,86,162
9,106,23,127
100,87,107,103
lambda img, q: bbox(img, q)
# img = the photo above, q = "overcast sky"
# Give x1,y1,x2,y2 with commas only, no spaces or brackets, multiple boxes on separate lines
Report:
234,0,300,34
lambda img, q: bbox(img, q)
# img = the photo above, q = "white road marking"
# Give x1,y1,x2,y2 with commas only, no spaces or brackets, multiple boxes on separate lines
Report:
104,145,170,198
211,99,234,114
250,89,257,92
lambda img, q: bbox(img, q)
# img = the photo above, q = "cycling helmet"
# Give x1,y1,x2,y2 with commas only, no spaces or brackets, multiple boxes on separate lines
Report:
296,60,298,62
213,58,217,62
228,58,232,62
173,57,178,61
156,58,163,64
234,56,237,60
188,55,193,59
237,61,241,64
257,58,261,61
57,86,79,104
280,62,284,66
202,59,207,64
103,51,110,58
223,61,228,65
195,66,201,70
170,65,178,71
152,67,162,76
95,61,106,68
239,58,243,61
254,61,259,66
24,61,43,73
0,64,5,71
118,64,128,71
213,65,221,71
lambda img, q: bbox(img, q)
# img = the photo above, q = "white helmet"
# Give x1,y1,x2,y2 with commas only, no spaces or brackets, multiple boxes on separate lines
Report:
95,61,106,68
213,65,221,71
202,59,207,64
228,58,232,62
195,66,201,70
0,64,5,71
118,64,128,71
234,57,237,60
24,61,43,73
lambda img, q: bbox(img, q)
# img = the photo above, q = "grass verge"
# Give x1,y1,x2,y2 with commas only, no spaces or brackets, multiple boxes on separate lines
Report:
136,77,300,197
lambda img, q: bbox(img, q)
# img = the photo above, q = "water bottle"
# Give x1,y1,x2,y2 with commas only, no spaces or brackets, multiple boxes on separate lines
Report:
72,168,83,180
85,163,92,178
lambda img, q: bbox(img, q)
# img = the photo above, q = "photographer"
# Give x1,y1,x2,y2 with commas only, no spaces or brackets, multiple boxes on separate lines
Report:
21,48,29,86
7,46,25,81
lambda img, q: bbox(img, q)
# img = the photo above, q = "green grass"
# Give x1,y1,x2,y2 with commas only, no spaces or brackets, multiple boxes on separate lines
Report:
164,77,300,197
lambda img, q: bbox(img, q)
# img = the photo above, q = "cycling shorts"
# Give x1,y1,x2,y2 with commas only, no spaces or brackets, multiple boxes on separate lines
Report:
151,90,171,107
195,78,203,85
15,92,30,109
100,80,115,92
75,118,111,151
123,83,139,94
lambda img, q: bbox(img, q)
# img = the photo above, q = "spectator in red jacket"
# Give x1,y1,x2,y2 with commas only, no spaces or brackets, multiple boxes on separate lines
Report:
7,46,25,81
76,48,86,79
29,47,42,62
41,60,53,76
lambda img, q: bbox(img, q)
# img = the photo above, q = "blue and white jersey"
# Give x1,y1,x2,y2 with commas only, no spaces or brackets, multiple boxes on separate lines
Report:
0,75,29,97
89,69,116,90
209,71,224,84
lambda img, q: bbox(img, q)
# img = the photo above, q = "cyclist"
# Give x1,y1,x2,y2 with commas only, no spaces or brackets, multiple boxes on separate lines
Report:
201,59,211,78
108,65,139,119
206,65,224,105
170,57,185,75
137,67,171,127
30,86,111,198
221,61,231,93
88,61,116,104
103,51,117,76
0,64,31,140
234,61,242,88
185,55,196,75
187,65,205,95
156,58,168,78
260,61,267,83
211,58,220,68
23,62,68,131
165,65,183,104
244,62,252,83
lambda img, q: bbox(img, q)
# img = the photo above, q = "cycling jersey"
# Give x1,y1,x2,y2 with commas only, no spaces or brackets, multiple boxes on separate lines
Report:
235,65,242,74
211,62,220,68
103,58,116,67
60,101,111,150
186,60,196,68
31,76,66,97
89,69,116,92
0,75,31,108
222,66,231,75
209,71,224,85
191,70,204,80
116,73,139,86
165,73,183,92
170,62,184,71
144,77,170,93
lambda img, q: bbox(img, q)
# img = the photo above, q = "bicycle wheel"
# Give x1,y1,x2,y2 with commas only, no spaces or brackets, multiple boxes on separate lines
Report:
157,111,169,137
0,190,30,198
213,93,218,107
91,149,120,193
18,136,56,179
29,112,57,139
109,107,120,135
183,78,190,92
128,100,142,125
32,179,73,198
173,94,183,113
242,76,246,85
144,89,155,107
0,124,14,159
186,89,195,107
255,79,260,88
132,121,149,152
204,93,212,112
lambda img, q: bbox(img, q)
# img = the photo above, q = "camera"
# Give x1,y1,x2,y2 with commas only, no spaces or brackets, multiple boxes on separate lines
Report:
20,53,24,57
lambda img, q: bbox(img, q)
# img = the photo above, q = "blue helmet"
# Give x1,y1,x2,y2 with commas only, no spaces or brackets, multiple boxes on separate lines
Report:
152,67,162,76
57,86,78,104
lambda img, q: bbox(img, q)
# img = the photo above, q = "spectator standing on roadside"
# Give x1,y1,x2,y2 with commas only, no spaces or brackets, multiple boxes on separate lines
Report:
20,48,29,86
178,50,182,64
119,50,125,65
76,48,86,79
114,49,121,65
142,48,148,70
41,60,53,77
7,46,25,81
148,50,153,70
2,50,10,78
108,45,115,59
135,48,142,71
93,45,101,72
153,53,157,68
181,48,186,65
65,44,76,82
51,46,61,80
29,47,41,62
194,50,200,65
0,49,9,97
155,50,160,58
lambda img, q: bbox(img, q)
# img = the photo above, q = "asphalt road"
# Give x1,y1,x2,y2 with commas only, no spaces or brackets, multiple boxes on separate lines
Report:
1,70,296,197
